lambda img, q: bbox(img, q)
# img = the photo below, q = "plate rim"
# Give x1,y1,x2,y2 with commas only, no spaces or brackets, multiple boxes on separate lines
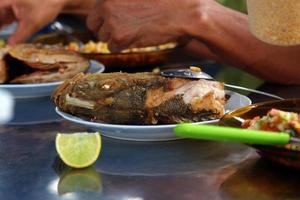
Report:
0,60,105,99
0,60,105,89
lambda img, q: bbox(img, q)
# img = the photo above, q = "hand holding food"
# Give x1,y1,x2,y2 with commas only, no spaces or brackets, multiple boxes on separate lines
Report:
0,0,66,44
86,0,300,84
0,0,96,44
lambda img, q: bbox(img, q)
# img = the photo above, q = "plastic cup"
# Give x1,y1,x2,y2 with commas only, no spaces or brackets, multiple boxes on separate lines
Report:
247,0,300,46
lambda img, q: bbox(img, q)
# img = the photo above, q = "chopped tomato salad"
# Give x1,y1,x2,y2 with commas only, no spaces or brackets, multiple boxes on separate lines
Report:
242,109,300,137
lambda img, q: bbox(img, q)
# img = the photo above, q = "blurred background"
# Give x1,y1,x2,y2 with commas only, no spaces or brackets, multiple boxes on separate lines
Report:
218,0,247,13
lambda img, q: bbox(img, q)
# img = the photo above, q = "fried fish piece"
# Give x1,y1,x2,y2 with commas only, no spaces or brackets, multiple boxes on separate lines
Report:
53,72,225,125
0,47,8,83
8,44,88,70
8,44,89,84
9,61,89,84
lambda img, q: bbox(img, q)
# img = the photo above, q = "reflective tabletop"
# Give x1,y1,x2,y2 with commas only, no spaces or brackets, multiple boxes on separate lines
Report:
1,58,300,200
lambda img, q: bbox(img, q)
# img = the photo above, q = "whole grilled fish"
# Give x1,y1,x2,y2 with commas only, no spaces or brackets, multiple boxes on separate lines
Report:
53,72,225,125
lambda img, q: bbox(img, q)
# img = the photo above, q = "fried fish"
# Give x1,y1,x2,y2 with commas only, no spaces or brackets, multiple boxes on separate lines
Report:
8,44,89,84
0,47,8,83
53,72,225,125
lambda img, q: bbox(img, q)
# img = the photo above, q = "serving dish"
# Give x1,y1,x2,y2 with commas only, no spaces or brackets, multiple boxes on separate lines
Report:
32,32,178,70
0,60,105,99
220,98,300,169
56,90,251,141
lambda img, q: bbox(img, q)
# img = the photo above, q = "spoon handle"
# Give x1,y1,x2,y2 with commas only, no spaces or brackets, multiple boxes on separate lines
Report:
174,124,290,145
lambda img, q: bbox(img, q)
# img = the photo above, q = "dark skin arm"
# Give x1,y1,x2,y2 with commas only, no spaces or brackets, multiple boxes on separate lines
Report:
87,0,300,85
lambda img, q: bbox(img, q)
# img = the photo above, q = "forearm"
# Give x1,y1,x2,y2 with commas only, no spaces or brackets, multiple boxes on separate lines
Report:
186,1,300,85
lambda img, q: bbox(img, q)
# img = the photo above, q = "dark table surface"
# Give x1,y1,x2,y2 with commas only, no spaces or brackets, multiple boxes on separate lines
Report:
1,50,300,200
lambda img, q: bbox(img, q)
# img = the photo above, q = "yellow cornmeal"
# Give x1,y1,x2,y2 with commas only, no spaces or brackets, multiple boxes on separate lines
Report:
247,0,300,46
67,41,177,54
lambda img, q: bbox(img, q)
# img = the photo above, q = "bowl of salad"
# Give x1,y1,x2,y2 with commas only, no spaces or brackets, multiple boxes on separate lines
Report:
220,98,300,169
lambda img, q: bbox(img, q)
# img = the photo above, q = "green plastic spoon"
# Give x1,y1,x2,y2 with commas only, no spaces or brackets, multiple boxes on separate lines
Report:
174,124,300,146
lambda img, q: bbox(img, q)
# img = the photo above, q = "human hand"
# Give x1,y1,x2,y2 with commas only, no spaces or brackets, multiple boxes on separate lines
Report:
87,0,212,52
0,0,70,44
0,0,96,44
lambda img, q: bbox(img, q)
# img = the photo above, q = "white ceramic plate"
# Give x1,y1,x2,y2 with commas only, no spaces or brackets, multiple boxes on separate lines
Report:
56,90,252,141
0,60,105,99
0,89,13,124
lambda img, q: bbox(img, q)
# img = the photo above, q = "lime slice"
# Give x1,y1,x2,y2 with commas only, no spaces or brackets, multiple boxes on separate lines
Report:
56,132,101,168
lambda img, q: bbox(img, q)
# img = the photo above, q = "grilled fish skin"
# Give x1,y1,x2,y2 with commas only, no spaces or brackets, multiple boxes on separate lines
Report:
53,72,225,125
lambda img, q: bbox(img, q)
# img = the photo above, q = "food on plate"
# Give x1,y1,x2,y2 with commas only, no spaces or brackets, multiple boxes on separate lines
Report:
242,109,300,149
0,44,89,84
0,47,8,83
53,72,225,125
67,41,177,54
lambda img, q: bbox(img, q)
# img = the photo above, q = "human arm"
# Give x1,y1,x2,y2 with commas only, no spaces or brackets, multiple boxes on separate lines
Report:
185,2,300,85
87,0,300,85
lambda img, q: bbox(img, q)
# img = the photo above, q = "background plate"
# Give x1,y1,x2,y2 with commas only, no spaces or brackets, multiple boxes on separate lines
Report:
0,60,105,99
56,90,252,141
32,32,178,70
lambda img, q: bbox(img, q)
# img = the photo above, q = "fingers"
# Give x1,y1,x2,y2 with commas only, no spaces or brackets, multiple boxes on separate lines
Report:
107,36,135,53
184,39,222,62
7,19,37,44
106,28,160,53
87,0,177,52
8,4,61,44
86,4,104,34
105,25,141,52
0,0,12,8
97,21,110,42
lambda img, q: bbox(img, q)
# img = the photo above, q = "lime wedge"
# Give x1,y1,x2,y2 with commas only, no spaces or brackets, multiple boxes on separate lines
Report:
56,132,101,168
